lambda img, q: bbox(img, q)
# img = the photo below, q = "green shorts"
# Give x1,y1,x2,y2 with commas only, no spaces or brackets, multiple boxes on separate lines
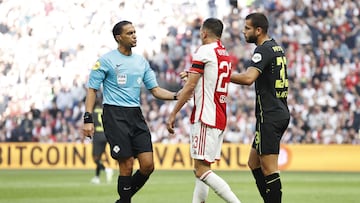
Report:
252,119,289,155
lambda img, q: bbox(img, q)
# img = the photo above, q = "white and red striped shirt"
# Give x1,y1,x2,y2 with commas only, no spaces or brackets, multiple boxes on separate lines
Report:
188,40,231,130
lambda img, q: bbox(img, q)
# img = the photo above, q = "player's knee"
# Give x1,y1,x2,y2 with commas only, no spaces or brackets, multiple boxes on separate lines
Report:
261,165,278,176
248,158,261,170
193,169,203,179
140,163,154,176
93,156,100,162
95,159,102,165
117,157,135,175
248,160,255,170
248,162,255,170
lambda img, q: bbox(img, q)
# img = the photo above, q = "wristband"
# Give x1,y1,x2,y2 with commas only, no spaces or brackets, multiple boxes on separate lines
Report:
173,92,178,100
83,112,93,123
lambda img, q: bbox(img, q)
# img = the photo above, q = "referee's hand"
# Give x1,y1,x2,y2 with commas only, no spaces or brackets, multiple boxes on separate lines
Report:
82,123,95,139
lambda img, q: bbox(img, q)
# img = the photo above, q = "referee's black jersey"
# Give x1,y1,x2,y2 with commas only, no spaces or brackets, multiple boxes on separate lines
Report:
93,107,104,133
248,39,290,123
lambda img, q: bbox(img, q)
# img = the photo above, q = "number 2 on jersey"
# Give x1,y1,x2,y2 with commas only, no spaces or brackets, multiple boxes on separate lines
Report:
275,56,288,89
216,61,231,93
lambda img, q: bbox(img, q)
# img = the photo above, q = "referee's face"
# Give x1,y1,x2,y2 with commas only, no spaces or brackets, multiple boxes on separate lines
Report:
117,24,137,48
243,19,257,44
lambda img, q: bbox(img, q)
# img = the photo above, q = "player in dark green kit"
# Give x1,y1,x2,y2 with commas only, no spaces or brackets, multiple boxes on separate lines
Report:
231,13,290,203
90,95,113,184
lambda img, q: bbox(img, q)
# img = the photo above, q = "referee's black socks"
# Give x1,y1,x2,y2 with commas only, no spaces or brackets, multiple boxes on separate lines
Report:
131,170,149,196
264,172,282,203
118,176,132,203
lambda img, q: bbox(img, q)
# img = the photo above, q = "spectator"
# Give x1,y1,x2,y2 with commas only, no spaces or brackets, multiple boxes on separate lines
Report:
0,0,359,144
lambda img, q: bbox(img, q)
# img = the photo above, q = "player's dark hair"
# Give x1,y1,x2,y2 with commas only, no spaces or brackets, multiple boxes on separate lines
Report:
203,18,223,38
246,13,269,33
112,20,132,42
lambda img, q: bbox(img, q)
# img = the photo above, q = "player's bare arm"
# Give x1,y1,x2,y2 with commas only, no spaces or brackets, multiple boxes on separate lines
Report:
167,72,200,134
230,67,260,85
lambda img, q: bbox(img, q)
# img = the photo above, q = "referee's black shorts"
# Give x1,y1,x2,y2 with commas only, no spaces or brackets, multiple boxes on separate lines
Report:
102,104,153,159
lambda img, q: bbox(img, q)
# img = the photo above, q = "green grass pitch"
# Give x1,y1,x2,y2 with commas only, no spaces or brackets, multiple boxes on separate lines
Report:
0,170,359,203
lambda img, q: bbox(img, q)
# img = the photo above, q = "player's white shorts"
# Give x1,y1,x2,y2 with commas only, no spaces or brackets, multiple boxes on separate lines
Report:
190,122,224,163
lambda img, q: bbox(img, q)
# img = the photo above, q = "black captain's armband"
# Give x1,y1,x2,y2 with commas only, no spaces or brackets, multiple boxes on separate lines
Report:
83,112,94,123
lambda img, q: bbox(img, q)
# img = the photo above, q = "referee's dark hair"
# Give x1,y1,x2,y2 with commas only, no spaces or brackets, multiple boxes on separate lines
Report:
246,13,269,34
112,20,132,42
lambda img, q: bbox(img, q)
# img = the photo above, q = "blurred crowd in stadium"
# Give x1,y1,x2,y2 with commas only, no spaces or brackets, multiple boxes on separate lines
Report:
0,0,359,144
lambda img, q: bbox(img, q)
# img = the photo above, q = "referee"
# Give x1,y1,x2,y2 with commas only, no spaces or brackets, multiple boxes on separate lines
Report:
82,20,179,203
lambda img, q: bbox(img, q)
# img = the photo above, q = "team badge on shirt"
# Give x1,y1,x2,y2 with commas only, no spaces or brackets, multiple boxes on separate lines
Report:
92,61,100,70
252,53,262,63
117,74,127,85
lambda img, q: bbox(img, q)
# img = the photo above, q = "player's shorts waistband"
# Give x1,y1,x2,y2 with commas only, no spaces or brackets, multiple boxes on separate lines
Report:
103,104,141,110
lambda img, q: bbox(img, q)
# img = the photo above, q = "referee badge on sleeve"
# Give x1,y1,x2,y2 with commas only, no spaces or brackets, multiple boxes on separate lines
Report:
92,61,101,70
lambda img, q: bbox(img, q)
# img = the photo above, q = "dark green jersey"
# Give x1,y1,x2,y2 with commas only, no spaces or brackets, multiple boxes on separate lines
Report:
93,107,104,133
249,39,290,123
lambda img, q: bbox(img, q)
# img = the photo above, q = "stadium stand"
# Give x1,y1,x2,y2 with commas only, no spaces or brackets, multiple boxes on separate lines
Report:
0,0,359,144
